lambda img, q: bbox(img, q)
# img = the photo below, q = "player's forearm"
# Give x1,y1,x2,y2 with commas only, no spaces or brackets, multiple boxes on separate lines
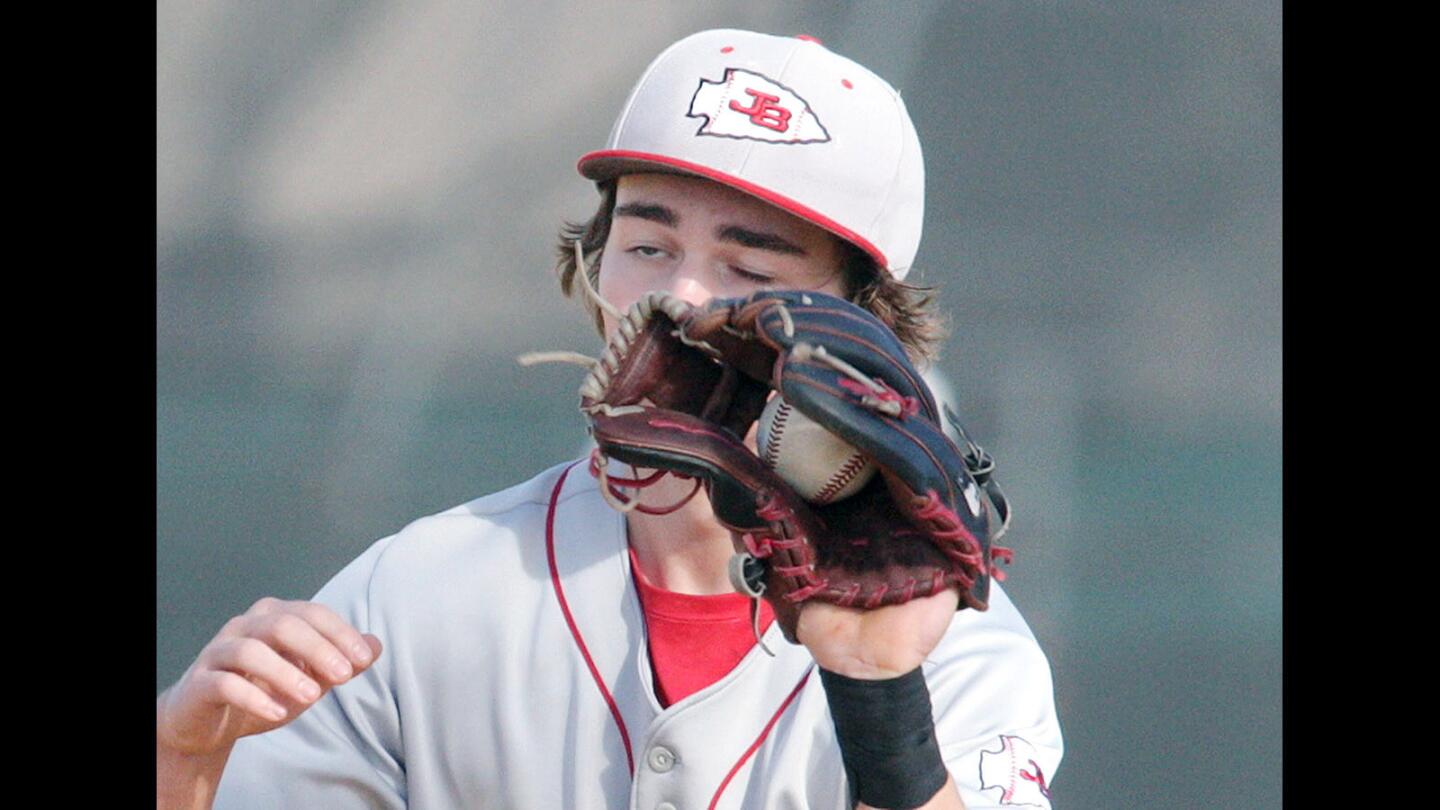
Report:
156,740,231,810
855,773,965,810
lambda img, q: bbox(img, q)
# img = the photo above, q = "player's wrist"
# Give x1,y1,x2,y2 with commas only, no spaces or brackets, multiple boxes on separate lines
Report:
157,735,234,810
819,666,949,810
807,650,907,680
826,662,906,680
156,689,241,759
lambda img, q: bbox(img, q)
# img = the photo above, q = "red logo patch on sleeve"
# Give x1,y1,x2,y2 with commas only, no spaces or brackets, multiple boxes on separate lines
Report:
979,735,1054,808
688,69,831,144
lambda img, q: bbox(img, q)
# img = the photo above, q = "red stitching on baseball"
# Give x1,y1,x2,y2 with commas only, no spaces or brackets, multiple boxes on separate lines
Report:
813,452,870,503
762,399,790,468
785,373,958,504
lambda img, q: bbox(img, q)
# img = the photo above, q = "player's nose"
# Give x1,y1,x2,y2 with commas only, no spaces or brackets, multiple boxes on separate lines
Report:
661,262,715,308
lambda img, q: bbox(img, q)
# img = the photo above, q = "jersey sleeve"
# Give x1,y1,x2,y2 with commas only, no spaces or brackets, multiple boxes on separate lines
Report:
213,535,408,810
927,584,1063,810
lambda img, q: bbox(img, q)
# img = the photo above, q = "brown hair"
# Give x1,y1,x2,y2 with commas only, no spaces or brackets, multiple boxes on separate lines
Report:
556,179,946,365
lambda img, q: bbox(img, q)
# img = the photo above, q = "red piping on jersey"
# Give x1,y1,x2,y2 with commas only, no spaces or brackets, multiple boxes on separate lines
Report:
707,666,815,810
546,461,636,775
576,149,890,271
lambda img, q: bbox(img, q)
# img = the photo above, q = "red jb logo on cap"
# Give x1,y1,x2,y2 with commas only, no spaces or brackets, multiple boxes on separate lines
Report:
687,68,831,144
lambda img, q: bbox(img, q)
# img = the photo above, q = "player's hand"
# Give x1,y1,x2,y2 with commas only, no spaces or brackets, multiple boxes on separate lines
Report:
156,597,383,757
795,586,958,680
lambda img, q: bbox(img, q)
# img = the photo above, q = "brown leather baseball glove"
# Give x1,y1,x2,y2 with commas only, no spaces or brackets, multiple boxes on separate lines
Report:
572,287,1012,645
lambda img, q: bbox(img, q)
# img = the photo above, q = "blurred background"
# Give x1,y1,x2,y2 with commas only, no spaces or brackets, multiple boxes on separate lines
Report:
157,2,1280,807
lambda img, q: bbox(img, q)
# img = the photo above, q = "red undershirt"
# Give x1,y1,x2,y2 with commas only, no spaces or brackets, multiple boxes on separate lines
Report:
629,545,776,707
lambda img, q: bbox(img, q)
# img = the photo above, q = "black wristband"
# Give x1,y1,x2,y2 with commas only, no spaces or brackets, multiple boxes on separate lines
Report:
818,667,948,810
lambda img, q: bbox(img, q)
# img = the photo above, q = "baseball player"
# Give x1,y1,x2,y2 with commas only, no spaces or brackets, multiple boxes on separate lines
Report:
157,29,1062,810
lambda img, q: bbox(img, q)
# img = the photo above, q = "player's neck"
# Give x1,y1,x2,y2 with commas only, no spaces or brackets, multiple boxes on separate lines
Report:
624,473,736,596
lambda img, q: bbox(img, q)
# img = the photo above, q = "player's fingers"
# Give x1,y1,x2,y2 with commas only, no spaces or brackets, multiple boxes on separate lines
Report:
250,611,363,687
235,598,377,672
362,633,383,663
208,636,326,706
281,601,379,671
204,599,380,687
201,669,290,723
238,595,288,621
277,634,381,685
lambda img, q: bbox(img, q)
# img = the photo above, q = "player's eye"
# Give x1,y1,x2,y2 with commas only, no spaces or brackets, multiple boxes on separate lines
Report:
728,266,774,285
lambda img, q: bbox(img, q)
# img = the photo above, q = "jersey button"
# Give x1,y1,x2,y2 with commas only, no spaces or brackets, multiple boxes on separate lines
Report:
648,746,677,773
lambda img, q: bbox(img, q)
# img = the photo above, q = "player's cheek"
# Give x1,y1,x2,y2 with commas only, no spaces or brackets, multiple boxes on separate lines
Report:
595,258,639,335
599,308,617,341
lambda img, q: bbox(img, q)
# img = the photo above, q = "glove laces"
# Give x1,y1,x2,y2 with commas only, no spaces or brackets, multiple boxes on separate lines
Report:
588,449,702,515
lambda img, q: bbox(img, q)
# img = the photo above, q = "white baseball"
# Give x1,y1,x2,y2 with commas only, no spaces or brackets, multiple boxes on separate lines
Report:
756,395,877,504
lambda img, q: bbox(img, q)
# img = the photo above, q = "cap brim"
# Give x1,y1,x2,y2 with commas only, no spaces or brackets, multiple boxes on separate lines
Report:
577,149,890,272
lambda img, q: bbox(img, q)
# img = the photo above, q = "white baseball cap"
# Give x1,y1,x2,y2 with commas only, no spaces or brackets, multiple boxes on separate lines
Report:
578,29,925,280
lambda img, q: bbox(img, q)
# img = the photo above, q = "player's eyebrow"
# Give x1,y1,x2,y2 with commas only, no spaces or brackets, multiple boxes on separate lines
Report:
715,225,807,256
614,202,677,226
614,200,807,256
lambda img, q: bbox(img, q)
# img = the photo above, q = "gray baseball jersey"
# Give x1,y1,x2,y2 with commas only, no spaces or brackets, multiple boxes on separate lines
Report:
214,459,1062,809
